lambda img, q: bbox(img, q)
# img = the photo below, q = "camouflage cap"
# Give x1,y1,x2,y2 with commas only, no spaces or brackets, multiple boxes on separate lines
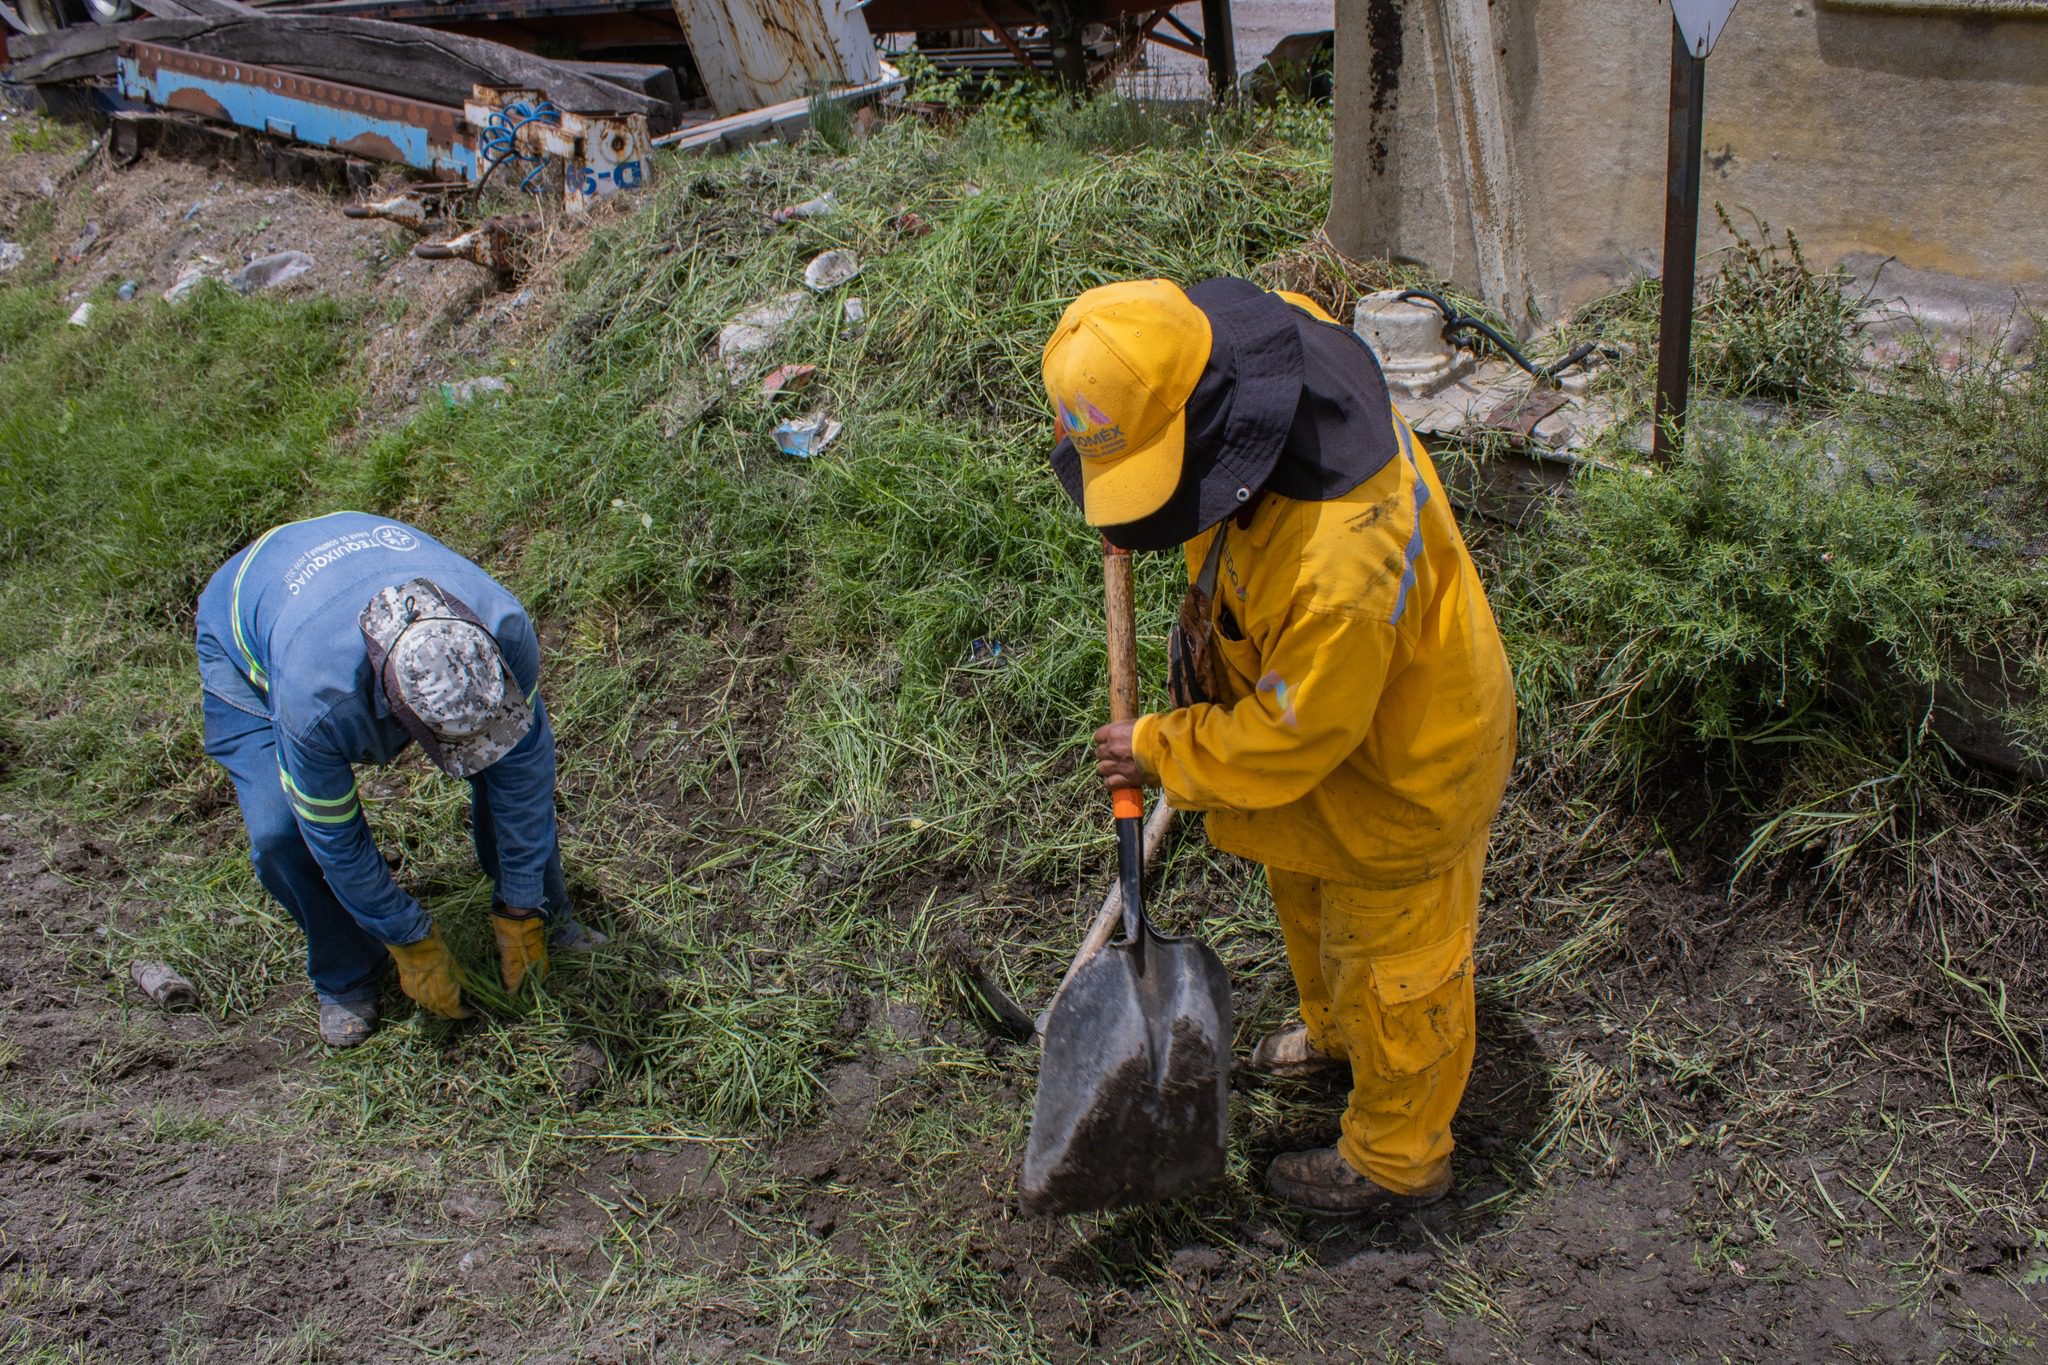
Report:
360,578,533,779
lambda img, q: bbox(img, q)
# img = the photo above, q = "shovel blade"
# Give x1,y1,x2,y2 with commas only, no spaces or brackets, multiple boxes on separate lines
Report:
1021,929,1232,1216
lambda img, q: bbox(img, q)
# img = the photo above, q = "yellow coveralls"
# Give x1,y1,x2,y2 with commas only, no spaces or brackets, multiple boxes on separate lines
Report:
1130,378,1516,1195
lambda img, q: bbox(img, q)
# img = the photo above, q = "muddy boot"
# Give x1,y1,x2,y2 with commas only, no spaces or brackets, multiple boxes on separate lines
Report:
387,926,472,1020
1247,1023,1345,1077
1266,1147,1450,1216
317,998,379,1048
550,918,609,953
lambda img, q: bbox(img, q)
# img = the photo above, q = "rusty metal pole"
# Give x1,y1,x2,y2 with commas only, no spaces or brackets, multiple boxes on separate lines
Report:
1652,15,1707,466
1199,0,1237,100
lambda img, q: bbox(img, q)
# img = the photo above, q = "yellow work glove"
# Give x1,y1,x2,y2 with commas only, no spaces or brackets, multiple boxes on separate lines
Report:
387,925,472,1020
491,907,550,994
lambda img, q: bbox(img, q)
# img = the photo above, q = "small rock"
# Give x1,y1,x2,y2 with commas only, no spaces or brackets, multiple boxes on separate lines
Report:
35,176,58,200
1250,1226,1290,1252
0,241,23,274
565,1041,607,1101
508,288,534,309
1170,1245,1225,1277
458,1250,481,1275
441,375,511,406
802,249,860,292
232,250,314,294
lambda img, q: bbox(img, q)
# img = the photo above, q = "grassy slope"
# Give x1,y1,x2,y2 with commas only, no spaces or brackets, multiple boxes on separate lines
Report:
2,99,2044,1361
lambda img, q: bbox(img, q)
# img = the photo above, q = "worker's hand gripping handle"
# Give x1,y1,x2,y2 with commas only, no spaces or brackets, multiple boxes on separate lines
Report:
1103,540,1145,942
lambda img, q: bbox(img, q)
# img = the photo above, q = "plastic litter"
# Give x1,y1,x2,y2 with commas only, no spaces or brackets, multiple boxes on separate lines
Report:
232,250,314,294
163,259,220,303
888,210,932,239
761,363,818,397
773,412,842,458
0,241,23,274
131,960,200,1010
771,192,838,225
67,301,93,327
803,249,861,292
442,375,512,406
842,296,867,337
116,279,137,301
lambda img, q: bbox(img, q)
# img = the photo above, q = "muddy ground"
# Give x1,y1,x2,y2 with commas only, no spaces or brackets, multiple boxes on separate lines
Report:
4,799,2041,1363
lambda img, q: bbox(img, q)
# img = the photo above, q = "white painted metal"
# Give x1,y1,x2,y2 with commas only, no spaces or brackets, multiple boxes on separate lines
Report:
563,112,653,215
670,0,881,117
1670,0,1741,57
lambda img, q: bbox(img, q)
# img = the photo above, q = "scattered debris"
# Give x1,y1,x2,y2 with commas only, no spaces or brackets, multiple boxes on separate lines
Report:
842,296,867,335
164,256,223,303
414,215,537,281
760,363,818,397
715,290,810,382
773,412,842,458
0,241,23,274
66,219,101,262
343,189,458,235
130,960,199,1010
116,279,137,301
886,209,930,239
966,637,1006,668
771,191,838,225
67,301,94,327
231,249,313,293
803,248,860,292
441,375,511,406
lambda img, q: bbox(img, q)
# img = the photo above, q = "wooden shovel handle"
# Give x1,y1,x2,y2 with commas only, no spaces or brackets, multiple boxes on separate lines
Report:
1103,540,1143,822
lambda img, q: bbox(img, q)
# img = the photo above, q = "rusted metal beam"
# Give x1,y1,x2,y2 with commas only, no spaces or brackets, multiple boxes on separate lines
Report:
972,0,1039,68
115,39,482,177
1652,17,1707,465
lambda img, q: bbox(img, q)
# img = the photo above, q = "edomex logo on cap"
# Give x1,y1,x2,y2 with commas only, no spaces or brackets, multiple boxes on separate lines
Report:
1059,394,1125,457
1042,280,1213,527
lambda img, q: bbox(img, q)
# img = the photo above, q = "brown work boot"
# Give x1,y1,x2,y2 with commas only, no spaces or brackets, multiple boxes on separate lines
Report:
1266,1147,1451,1216
1247,1024,1345,1077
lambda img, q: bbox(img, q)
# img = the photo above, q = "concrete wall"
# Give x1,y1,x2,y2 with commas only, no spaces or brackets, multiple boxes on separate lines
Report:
1327,0,2048,330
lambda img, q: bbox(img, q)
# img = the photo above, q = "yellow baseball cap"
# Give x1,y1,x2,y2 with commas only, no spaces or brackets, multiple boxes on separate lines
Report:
1041,280,1213,527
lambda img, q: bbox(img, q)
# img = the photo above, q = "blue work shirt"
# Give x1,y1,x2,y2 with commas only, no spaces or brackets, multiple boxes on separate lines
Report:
195,512,556,941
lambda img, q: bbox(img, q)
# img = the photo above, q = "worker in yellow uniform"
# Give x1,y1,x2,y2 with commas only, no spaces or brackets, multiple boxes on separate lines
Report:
1041,277,1516,1215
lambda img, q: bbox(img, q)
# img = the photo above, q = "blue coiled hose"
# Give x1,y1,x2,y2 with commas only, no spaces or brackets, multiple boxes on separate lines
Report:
480,101,561,194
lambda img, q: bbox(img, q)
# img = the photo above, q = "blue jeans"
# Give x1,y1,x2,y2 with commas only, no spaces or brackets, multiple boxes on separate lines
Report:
201,692,572,1006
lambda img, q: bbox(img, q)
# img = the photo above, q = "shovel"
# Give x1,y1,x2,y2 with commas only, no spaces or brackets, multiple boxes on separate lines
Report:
1020,539,1233,1216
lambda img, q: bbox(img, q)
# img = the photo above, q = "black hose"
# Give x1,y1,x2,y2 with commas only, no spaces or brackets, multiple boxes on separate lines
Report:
1395,289,1616,385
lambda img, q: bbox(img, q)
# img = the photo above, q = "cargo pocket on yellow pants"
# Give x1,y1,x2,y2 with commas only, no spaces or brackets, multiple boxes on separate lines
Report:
1363,924,1475,1078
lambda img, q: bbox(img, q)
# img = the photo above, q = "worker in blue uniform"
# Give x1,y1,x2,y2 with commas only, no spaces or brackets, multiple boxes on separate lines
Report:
195,512,601,1047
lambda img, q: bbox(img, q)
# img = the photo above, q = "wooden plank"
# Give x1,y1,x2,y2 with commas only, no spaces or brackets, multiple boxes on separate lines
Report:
652,59,901,152
7,14,681,129
669,0,878,115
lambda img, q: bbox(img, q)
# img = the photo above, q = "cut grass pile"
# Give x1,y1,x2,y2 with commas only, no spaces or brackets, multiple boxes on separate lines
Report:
1,93,2045,1360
